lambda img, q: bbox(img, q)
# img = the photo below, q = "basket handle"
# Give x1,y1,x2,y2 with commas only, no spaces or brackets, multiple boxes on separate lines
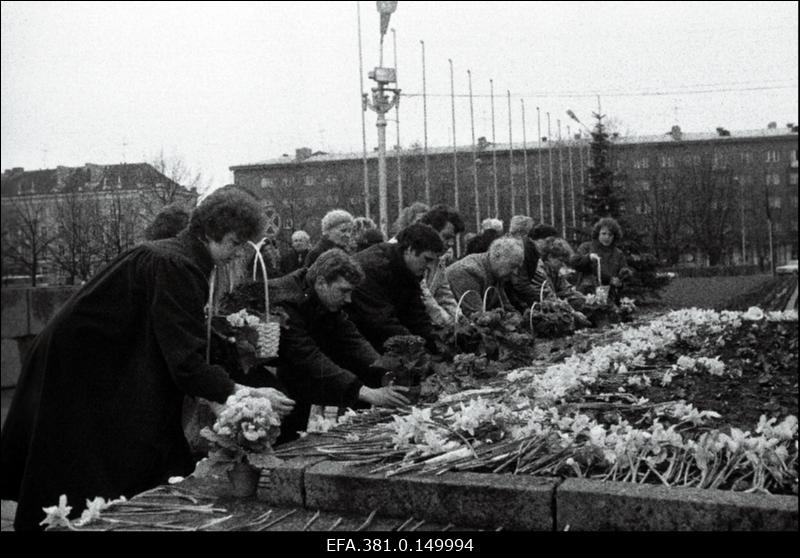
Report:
482,286,498,313
528,301,540,335
206,266,217,364
596,255,602,285
454,289,479,344
539,278,547,303
248,238,270,315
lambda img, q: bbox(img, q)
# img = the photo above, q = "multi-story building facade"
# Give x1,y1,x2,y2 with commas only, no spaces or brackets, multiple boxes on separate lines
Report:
1,162,197,284
231,125,798,267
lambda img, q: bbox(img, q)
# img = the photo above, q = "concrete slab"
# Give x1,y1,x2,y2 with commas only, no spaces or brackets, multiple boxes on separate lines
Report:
557,478,798,531
257,456,328,507
1,339,21,388
1,289,29,338
304,461,557,531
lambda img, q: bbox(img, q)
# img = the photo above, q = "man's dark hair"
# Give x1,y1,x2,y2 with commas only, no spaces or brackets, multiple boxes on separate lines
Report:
396,222,445,254
355,228,385,252
189,188,265,242
529,223,559,241
307,248,365,285
144,204,190,240
419,204,466,234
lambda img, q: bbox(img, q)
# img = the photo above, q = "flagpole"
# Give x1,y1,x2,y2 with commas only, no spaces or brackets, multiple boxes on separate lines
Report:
357,1,370,218
522,99,530,217
468,69,480,231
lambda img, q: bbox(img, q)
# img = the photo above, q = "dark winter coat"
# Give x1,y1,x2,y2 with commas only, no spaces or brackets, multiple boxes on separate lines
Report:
304,237,341,267
570,239,633,293
349,242,436,352
465,229,501,255
505,237,542,312
279,249,309,276
0,230,236,531
268,269,382,443
445,252,513,316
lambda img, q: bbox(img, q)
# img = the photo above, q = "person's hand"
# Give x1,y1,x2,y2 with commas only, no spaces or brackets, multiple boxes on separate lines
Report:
358,385,410,407
610,277,622,287
240,385,295,417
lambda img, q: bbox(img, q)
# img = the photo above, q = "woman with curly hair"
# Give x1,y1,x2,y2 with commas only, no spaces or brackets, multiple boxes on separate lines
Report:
570,217,633,303
1,187,294,531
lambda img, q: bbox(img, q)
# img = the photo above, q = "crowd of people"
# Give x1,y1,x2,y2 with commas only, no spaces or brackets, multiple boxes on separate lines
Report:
0,187,634,530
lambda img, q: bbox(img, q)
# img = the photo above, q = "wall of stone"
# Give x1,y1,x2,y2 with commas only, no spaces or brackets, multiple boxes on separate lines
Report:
1,287,77,388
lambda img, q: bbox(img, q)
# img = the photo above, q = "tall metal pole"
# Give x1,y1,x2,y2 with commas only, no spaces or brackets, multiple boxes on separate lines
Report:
739,177,746,262
449,59,459,213
490,79,498,217
567,124,576,231
357,1,370,218
468,69,480,231
578,135,585,226
392,28,402,216
557,119,566,237
421,40,430,204
507,90,515,216
537,107,544,223
521,99,530,217
547,112,554,225
376,31,389,234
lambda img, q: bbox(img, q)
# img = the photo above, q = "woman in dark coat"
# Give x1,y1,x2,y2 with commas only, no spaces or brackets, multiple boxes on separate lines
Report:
0,188,294,531
570,217,633,303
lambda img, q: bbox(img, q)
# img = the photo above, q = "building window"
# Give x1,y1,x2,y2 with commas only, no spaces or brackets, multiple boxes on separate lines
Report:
636,180,651,192
765,150,780,163
740,151,753,164
260,177,276,189
659,155,675,168
768,195,782,209
712,152,726,170
304,174,316,187
790,174,798,186
791,149,798,168
765,173,781,186
633,157,649,169
791,195,798,208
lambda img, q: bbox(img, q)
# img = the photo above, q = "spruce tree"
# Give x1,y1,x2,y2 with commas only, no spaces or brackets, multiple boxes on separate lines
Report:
581,112,668,303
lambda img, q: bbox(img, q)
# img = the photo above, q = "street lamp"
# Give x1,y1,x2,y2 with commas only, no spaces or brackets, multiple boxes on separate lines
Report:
364,1,401,236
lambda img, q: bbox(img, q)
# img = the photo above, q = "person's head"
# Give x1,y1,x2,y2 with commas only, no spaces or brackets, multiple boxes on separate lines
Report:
144,203,191,240
419,205,465,249
391,201,430,235
291,230,311,252
189,188,265,265
321,209,354,248
529,223,559,251
306,248,365,312
488,237,524,279
592,217,623,247
396,222,445,278
539,236,574,268
350,216,378,251
508,215,534,238
355,228,385,252
481,217,504,234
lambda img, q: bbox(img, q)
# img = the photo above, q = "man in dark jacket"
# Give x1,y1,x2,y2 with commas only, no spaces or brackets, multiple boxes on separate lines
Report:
0,189,295,531
349,223,445,353
270,248,410,443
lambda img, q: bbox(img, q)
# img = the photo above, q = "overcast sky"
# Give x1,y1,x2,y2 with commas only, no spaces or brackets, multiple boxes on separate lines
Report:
2,1,797,190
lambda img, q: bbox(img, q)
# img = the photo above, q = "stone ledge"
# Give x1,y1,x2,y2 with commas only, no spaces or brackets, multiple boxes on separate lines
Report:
303,461,556,531
557,478,798,531
257,456,328,507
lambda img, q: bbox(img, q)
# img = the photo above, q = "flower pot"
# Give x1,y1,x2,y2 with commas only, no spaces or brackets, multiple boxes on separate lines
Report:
227,462,260,498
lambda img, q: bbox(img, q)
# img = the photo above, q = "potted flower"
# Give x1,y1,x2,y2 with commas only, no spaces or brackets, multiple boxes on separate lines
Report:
197,388,284,497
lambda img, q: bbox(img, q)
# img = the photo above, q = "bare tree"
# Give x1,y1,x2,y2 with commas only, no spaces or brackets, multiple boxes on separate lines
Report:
0,197,56,286
97,192,144,265
48,193,104,284
681,159,736,266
